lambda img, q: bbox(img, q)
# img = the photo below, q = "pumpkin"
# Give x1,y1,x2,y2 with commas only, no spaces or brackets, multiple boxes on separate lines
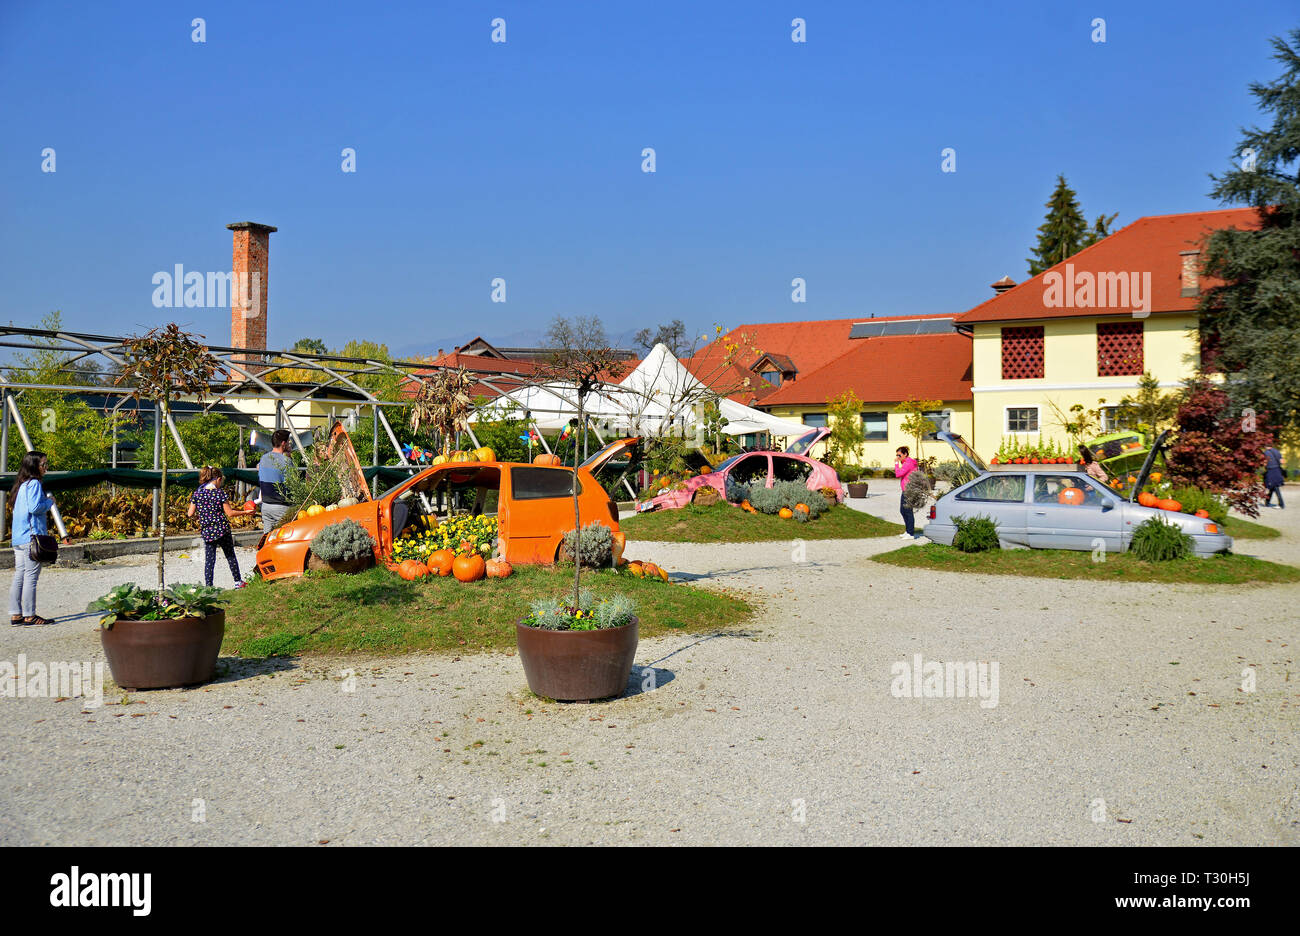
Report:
641,562,662,579
626,561,645,578
1137,492,1157,507
473,446,496,463
338,496,358,508
427,549,455,576
656,566,669,582
296,510,307,521
1057,487,1085,505
1156,498,1182,512
699,466,712,474
794,503,810,514
452,553,486,582
740,500,755,513
778,507,794,519
306,504,326,517
485,558,513,579
430,454,449,466
397,560,419,580
533,453,560,466
408,561,430,579
242,501,257,511
1149,472,1162,483
1194,509,1210,518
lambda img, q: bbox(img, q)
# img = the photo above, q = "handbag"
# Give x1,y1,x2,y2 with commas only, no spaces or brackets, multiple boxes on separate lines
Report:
29,534,58,563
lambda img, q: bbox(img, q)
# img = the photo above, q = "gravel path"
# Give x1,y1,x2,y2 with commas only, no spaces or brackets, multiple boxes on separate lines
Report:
1,495,1297,846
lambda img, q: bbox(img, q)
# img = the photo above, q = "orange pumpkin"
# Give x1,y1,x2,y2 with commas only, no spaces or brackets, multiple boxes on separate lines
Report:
656,565,669,582
452,553,486,582
699,466,712,474
641,562,662,579
1194,509,1210,518
427,549,455,576
485,558,513,579
1057,487,1085,505
778,507,794,519
741,500,755,513
1137,492,1157,508
626,561,645,578
533,453,561,466
1156,498,1182,513
794,503,810,514
408,561,430,579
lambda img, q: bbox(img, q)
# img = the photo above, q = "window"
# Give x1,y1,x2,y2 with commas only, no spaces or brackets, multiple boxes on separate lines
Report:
1032,474,1105,506
727,455,769,486
1100,406,1120,432
1006,407,1039,433
923,410,950,439
511,467,580,500
760,370,782,386
803,412,827,428
1097,322,1143,376
861,411,888,441
772,456,813,483
1001,326,1044,379
956,475,1026,503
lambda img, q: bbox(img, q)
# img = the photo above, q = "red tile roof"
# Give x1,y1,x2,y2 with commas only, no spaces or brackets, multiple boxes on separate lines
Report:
687,314,956,404
760,333,973,406
954,208,1262,325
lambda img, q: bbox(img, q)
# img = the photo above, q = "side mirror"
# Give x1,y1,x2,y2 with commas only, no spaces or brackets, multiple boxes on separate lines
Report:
1101,499,1115,512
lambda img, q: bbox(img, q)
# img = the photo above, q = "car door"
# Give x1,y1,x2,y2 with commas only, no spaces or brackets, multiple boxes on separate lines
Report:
951,473,1028,546
1027,473,1122,551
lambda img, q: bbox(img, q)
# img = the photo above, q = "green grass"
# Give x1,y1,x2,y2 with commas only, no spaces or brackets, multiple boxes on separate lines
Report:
1222,516,1282,539
871,543,1300,584
222,563,753,657
621,502,902,542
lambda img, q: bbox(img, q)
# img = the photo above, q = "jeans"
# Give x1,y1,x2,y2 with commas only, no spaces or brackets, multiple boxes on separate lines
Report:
204,532,241,587
900,493,915,536
9,547,42,618
1265,485,1285,508
261,502,290,534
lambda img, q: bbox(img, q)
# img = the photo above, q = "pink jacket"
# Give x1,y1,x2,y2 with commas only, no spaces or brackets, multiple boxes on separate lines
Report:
895,457,918,489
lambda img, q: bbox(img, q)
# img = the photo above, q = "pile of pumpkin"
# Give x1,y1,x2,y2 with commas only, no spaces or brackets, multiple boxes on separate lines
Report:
391,547,513,582
1135,491,1210,518
294,497,361,522
740,500,814,519
622,559,670,581
421,446,497,466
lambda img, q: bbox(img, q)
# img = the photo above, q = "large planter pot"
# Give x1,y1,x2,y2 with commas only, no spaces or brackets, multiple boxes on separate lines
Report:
847,482,868,498
99,611,226,690
306,553,373,574
516,616,639,702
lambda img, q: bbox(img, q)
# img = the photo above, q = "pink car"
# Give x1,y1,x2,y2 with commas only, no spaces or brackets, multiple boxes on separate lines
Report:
640,429,844,511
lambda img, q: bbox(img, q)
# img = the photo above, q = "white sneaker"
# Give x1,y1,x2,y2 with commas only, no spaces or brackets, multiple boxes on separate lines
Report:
898,532,914,539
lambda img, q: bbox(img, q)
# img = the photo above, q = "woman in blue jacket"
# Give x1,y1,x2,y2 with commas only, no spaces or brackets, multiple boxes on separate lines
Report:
9,451,55,625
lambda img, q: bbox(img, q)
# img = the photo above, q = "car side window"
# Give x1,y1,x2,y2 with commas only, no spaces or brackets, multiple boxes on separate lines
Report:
1033,474,1105,506
511,467,580,500
772,456,812,483
728,455,769,486
956,474,1026,503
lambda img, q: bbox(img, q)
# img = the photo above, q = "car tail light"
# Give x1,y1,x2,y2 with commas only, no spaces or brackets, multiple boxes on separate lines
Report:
1204,523,1219,534
928,506,936,520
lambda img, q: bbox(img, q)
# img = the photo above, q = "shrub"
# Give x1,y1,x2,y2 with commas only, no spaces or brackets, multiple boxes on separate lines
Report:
309,519,376,562
902,469,934,510
561,522,614,567
746,480,830,517
525,590,636,631
1130,516,1193,561
1167,485,1228,524
952,515,1000,553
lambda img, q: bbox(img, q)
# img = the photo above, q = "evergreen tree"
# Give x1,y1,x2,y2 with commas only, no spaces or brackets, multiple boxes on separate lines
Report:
1201,29,1300,433
1026,175,1116,275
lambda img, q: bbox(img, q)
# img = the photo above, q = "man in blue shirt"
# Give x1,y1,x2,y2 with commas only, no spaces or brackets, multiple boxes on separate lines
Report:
258,430,295,533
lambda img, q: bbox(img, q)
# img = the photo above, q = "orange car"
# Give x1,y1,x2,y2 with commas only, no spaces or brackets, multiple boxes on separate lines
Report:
254,429,638,582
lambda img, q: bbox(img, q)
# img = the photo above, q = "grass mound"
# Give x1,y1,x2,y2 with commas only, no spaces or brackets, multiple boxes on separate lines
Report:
621,502,902,542
223,562,753,657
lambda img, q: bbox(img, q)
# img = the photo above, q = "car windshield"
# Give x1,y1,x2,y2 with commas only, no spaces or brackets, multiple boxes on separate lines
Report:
714,454,744,472
785,430,821,455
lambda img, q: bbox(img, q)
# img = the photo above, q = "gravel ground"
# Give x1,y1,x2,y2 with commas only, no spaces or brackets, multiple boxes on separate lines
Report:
1,494,1296,846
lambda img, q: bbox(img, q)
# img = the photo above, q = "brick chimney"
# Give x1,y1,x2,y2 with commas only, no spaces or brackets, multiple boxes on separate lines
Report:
227,221,276,366
1179,249,1200,297
991,275,1016,294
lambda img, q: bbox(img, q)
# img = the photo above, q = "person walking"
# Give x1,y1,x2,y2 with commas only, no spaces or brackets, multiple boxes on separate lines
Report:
1263,444,1286,509
1079,445,1108,484
894,445,919,539
8,451,55,625
187,466,253,587
258,429,294,534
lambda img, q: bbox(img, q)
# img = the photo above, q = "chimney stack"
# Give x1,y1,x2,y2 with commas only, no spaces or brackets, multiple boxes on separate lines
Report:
1179,249,1200,297
991,275,1016,294
228,221,276,367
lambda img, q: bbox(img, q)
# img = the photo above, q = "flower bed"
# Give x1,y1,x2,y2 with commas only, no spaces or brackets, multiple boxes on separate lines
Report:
392,514,497,563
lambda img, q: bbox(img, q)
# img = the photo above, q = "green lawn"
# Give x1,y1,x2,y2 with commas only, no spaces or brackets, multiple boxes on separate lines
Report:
622,502,902,542
872,542,1300,584
1222,516,1282,539
223,563,754,657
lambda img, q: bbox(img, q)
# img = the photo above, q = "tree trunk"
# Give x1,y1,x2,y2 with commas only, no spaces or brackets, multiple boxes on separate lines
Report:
572,395,583,609
158,398,168,596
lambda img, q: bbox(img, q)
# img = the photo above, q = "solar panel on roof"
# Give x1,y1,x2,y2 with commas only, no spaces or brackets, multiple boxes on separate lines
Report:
848,318,956,338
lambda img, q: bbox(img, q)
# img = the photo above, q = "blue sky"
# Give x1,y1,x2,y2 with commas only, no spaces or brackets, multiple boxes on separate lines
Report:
0,0,1292,359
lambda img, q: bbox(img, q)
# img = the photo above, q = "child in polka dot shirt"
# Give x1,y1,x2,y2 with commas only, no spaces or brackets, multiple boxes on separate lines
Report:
187,466,254,587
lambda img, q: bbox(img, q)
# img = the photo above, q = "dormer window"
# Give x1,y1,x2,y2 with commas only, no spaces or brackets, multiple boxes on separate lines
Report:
760,370,782,386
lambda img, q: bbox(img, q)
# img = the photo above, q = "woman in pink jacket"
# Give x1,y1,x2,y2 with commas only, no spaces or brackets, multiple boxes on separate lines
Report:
894,446,919,538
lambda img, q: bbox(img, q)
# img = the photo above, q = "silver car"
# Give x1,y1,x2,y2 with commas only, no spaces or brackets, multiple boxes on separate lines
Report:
924,432,1233,558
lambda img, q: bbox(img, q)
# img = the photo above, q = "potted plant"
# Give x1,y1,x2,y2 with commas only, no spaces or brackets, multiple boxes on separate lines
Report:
87,323,226,689
516,339,640,700
306,518,377,573
91,583,229,689
846,474,869,498
516,592,639,701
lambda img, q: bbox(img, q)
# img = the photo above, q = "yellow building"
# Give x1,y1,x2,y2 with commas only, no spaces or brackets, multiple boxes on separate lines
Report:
953,208,1261,460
